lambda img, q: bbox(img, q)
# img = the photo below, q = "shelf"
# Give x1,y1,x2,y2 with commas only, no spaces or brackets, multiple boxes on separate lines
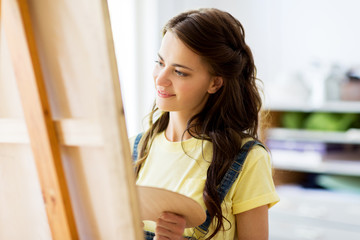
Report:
271,185,360,228
271,149,360,176
273,160,360,177
265,101,360,113
267,128,360,144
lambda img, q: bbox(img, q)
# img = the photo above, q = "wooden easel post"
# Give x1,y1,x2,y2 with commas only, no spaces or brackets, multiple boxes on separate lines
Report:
2,0,78,239
1,0,143,239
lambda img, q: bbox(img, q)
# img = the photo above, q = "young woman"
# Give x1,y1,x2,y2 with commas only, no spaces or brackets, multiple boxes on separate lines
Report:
132,8,279,240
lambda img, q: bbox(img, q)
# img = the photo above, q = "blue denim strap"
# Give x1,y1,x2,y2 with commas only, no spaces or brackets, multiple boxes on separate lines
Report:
144,230,155,240
132,132,143,161
144,230,195,240
195,140,265,236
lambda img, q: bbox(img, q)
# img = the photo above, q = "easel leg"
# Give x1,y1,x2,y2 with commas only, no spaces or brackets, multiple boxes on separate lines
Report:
1,0,78,239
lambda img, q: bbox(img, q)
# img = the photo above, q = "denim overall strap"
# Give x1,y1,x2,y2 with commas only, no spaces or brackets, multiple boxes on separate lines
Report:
132,132,143,161
144,230,194,240
194,140,265,238
133,133,159,240
144,230,155,240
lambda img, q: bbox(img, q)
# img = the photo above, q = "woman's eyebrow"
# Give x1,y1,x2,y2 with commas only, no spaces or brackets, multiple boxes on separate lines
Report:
158,53,194,71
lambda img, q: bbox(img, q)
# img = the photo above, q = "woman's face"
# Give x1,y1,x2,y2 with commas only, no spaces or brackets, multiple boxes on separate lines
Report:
153,31,219,117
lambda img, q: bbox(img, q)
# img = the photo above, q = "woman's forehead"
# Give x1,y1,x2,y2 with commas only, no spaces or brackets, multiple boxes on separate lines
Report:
159,32,207,72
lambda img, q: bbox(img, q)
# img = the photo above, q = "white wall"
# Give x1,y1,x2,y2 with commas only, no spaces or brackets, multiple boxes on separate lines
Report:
108,0,159,137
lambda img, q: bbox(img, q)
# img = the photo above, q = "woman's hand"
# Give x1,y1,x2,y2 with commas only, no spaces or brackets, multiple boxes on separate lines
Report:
154,212,187,240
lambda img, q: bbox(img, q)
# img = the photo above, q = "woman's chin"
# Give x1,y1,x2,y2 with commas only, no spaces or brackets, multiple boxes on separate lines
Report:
156,101,174,112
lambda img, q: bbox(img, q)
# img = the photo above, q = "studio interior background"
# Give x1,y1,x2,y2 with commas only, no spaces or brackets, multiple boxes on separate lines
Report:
108,0,360,239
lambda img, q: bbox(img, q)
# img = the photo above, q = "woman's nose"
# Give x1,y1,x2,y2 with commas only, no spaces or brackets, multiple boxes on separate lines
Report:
154,68,171,87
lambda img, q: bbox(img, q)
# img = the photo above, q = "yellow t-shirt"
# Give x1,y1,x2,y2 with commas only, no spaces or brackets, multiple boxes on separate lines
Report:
131,131,279,239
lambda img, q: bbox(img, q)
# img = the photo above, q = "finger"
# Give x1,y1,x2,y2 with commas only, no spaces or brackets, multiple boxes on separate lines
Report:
156,216,187,238
155,224,174,239
154,235,170,240
160,212,186,227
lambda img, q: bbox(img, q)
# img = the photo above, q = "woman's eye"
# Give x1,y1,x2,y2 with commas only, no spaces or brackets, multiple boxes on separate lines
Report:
155,60,164,67
175,70,188,77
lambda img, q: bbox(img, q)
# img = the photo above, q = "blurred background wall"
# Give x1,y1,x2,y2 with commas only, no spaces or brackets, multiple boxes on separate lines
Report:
108,1,360,239
108,0,360,136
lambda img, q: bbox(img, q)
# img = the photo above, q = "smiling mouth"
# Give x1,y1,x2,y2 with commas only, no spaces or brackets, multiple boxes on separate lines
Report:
157,90,175,98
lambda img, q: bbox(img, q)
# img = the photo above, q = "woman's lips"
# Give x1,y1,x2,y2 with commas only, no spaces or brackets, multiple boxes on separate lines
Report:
157,90,175,98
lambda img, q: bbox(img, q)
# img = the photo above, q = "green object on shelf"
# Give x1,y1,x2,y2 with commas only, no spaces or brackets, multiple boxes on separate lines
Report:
304,112,359,131
316,175,360,194
281,112,307,129
340,113,360,129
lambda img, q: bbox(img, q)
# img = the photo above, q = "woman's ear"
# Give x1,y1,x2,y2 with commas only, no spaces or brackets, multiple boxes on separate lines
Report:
208,76,223,94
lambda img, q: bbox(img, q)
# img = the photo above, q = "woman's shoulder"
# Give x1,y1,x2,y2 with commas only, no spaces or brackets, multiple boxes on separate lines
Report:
129,131,165,149
241,137,267,151
129,133,142,148
240,137,270,165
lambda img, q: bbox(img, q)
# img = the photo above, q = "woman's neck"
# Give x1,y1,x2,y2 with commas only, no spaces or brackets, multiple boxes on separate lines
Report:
165,112,193,142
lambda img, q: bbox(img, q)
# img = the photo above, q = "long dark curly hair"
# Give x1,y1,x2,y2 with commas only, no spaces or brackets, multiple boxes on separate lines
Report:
135,8,264,239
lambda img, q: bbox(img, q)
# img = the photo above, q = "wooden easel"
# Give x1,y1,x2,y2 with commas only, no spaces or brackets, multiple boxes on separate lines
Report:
0,0,142,239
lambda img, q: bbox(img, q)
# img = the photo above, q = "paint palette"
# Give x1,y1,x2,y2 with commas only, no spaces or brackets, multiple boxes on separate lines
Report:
137,185,206,228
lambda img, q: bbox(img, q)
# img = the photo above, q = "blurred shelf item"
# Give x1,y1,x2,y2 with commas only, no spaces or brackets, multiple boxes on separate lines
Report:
272,153,360,176
269,185,360,240
267,128,360,144
268,136,360,176
265,100,360,113
341,67,360,101
266,103,360,239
